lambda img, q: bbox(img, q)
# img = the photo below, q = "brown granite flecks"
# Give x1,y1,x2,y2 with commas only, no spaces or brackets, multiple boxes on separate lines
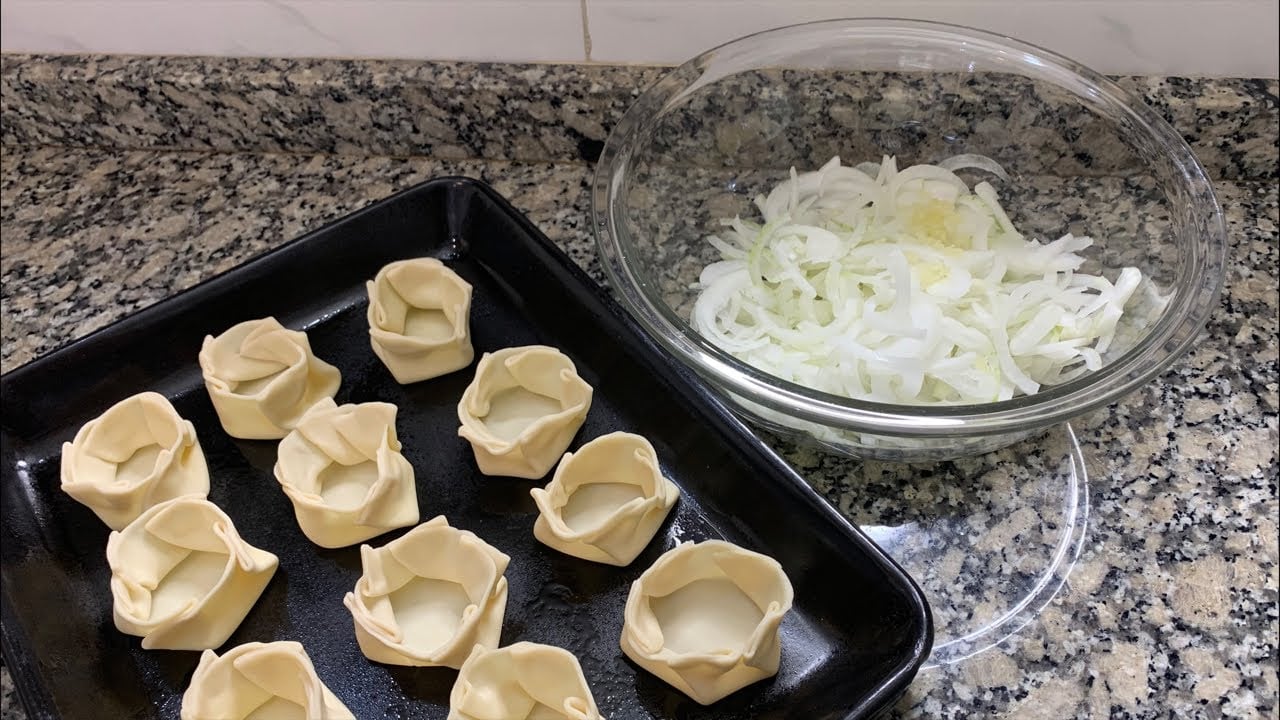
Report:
0,145,1276,719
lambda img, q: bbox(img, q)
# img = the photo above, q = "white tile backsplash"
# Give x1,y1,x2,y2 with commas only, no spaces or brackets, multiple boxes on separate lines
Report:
588,0,1280,77
1,0,1276,77
0,0,587,63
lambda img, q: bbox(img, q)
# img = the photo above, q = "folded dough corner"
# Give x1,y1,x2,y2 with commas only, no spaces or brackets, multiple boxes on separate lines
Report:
367,257,475,384
180,641,354,720
449,642,605,720
199,316,341,440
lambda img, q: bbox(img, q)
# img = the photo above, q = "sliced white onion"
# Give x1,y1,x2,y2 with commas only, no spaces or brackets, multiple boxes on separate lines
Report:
937,153,1012,181
689,154,1147,405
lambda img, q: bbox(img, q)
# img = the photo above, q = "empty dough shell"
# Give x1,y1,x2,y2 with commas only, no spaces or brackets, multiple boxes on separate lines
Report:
457,345,593,479
274,398,419,548
449,642,605,720
180,641,354,720
367,257,475,384
60,391,210,530
531,432,679,566
343,516,510,669
199,317,341,440
620,540,794,705
107,495,279,650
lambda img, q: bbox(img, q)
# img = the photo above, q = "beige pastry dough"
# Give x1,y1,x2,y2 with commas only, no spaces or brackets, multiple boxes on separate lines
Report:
620,540,794,705
367,257,475,384
273,398,419,548
181,641,354,720
108,496,278,650
343,516,509,668
531,432,679,566
60,391,210,530
199,317,341,439
449,642,605,720
457,345,593,479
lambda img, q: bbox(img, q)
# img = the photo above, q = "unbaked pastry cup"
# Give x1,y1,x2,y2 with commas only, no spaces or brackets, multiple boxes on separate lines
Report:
531,432,679,566
107,496,278,650
274,398,419,548
199,316,341,439
367,257,475,384
343,516,509,669
180,641,354,720
620,540,794,705
457,345,593,479
449,642,605,720
60,391,210,530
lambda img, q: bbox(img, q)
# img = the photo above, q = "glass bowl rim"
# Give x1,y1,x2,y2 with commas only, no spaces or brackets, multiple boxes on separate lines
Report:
593,17,1227,438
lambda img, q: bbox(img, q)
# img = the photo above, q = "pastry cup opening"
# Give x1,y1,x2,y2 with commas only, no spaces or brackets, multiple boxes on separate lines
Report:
545,433,666,534
387,577,474,655
82,393,184,474
651,577,766,657
481,386,567,441
561,482,646,533
315,460,379,511
402,307,456,342
458,346,593,478
621,541,794,704
346,517,509,667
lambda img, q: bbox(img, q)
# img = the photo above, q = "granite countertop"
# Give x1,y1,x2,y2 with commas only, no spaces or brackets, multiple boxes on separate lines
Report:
1,56,1276,719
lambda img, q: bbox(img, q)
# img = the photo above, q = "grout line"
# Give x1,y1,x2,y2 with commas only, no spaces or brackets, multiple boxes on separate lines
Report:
580,0,593,62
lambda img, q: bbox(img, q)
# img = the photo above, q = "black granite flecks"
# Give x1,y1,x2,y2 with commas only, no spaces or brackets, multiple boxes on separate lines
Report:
1,55,1276,181
0,145,1275,719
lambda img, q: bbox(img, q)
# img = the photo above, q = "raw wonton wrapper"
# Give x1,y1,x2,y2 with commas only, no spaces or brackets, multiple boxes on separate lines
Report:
61,391,210,530
274,398,419,548
108,496,278,650
449,642,605,720
199,317,341,440
620,540,794,705
457,345,592,479
181,641,354,720
367,258,475,384
343,516,509,668
531,432,679,566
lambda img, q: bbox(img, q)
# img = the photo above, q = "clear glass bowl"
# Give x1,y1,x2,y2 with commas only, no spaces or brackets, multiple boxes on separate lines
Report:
593,19,1226,461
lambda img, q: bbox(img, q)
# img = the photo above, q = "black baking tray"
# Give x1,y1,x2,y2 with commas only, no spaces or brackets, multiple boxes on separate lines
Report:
0,177,931,719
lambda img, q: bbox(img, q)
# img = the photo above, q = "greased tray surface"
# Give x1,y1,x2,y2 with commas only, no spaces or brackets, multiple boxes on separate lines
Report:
0,178,931,720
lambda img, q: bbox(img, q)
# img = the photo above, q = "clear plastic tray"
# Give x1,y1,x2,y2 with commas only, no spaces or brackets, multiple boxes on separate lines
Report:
769,423,1089,667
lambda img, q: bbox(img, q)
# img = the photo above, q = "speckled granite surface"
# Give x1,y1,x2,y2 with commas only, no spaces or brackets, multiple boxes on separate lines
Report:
0,55,664,166
1,55,1277,720
1,144,1276,719
1,55,1276,180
